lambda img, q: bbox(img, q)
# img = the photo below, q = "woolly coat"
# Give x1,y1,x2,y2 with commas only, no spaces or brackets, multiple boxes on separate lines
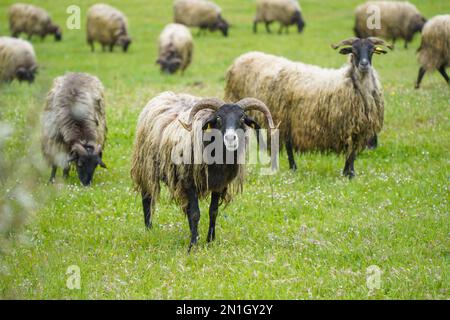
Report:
0,37,36,82
159,23,193,72
87,4,129,46
417,15,450,71
254,0,301,26
131,92,245,210
8,3,57,38
354,1,425,43
224,52,384,157
174,0,222,27
41,73,107,169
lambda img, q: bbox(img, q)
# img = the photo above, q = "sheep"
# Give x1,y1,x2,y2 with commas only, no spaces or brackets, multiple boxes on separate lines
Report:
157,23,194,74
415,15,450,89
225,37,393,178
174,0,230,37
253,0,305,34
86,4,132,52
41,73,107,186
130,92,276,251
8,3,62,42
0,36,37,83
354,1,426,49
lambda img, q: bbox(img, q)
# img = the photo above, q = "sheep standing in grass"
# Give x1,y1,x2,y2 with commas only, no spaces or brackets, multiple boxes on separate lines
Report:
415,15,450,89
131,92,276,251
87,4,132,52
8,3,62,41
253,0,305,34
157,23,193,74
354,1,426,49
41,73,107,186
0,37,37,83
174,0,230,37
225,37,392,178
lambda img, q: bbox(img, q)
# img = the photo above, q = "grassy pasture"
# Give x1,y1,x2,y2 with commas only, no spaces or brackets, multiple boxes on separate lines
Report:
0,0,449,299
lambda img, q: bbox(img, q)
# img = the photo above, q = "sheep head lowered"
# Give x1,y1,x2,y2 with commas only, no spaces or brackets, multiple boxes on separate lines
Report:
69,142,106,186
332,37,393,73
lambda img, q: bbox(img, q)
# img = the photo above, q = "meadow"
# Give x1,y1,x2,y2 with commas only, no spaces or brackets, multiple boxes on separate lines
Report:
0,0,449,299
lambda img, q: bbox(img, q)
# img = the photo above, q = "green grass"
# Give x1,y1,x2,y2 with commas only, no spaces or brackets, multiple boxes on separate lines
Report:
0,0,449,299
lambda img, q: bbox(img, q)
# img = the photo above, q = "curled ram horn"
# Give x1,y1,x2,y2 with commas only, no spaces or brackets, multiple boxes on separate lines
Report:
237,98,279,130
331,37,359,49
179,98,224,131
367,37,394,50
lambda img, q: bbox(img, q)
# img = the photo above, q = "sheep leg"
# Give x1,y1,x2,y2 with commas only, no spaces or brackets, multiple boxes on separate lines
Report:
286,138,297,171
343,151,356,179
49,166,57,183
253,21,258,34
63,167,70,179
88,40,94,52
207,192,220,243
404,41,408,49
265,22,271,34
186,188,200,252
142,192,152,229
109,44,114,52
438,65,449,84
415,67,426,89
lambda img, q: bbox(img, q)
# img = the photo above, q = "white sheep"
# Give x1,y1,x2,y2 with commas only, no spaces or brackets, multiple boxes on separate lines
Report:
254,0,305,34
0,36,37,83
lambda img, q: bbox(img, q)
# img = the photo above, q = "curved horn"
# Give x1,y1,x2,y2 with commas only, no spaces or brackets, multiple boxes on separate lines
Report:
367,37,394,50
238,98,278,130
69,142,87,162
331,37,359,49
179,98,224,131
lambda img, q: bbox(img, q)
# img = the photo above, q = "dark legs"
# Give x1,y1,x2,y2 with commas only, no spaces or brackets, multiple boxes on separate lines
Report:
438,65,449,84
49,165,57,183
343,151,356,179
142,192,152,229
88,39,94,52
186,188,200,252
207,192,220,243
63,167,70,179
415,67,426,89
109,44,114,52
286,138,297,171
265,22,271,33
253,21,257,33
367,135,378,150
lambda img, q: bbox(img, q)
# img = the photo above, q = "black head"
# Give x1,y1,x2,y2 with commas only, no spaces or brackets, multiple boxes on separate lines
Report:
410,14,427,34
16,66,37,83
292,10,305,33
69,143,106,186
49,24,62,41
118,35,131,52
332,37,393,73
217,15,229,37
156,50,182,74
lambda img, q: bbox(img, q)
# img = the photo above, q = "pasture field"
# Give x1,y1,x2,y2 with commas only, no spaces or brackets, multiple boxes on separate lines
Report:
0,0,449,299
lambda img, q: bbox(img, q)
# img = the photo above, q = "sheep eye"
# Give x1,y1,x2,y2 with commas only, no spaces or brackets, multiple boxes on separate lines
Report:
216,116,222,126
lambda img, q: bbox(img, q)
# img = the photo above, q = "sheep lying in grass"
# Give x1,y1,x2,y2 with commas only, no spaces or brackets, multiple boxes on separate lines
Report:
253,0,305,34
174,0,230,37
8,3,62,41
157,23,193,74
41,73,107,186
130,92,276,251
415,15,450,89
354,1,426,49
225,37,392,178
0,36,37,83
87,4,132,52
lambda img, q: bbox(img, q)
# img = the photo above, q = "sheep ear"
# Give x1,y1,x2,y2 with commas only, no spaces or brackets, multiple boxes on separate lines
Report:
374,47,388,55
202,116,216,131
244,116,261,130
339,47,353,55
99,160,107,169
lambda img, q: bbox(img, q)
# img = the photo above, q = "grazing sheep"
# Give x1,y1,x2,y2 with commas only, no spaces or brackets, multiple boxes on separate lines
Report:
8,3,62,41
41,73,107,186
174,0,230,37
415,15,450,89
253,0,305,34
157,23,193,74
354,1,426,49
225,37,392,178
0,37,37,83
130,92,276,251
87,4,132,52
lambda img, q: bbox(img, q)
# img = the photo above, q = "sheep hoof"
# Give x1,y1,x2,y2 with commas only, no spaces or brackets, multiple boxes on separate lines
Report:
343,170,355,179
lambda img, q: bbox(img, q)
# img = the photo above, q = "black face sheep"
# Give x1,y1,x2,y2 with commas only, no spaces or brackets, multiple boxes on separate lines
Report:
415,15,450,89
157,23,193,74
0,37,37,83
253,0,305,34
41,73,107,186
354,1,426,49
130,92,276,251
225,37,392,178
8,4,62,42
87,4,132,53
174,0,230,37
